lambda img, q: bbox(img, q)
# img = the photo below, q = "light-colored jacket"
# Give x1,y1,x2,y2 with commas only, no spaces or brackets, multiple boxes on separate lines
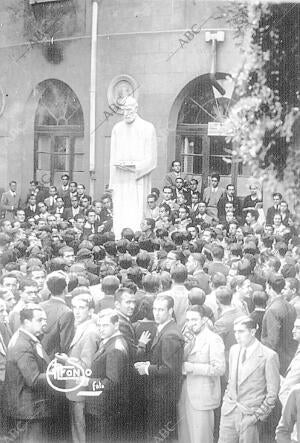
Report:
66,319,99,401
183,326,225,410
279,345,300,407
0,190,21,221
222,340,280,421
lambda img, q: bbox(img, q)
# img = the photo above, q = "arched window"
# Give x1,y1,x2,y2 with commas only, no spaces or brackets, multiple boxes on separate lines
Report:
34,79,84,186
176,73,247,191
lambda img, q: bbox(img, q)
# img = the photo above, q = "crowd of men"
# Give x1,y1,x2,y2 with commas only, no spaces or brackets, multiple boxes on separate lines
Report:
0,161,299,443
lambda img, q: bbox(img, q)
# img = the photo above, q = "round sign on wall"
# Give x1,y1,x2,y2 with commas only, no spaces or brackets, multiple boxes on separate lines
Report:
107,75,139,115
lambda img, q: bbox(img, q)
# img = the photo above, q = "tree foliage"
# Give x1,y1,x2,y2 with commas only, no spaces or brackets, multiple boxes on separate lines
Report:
222,2,300,219
8,0,76,44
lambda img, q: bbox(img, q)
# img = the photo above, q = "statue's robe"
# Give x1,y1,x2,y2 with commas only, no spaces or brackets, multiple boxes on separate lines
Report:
109,116,157,238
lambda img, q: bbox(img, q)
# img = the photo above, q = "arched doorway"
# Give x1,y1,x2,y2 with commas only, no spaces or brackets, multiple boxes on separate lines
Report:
34,79,84,187
172,73,250,193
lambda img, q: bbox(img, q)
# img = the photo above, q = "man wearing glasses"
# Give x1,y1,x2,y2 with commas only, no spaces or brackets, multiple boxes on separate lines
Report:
8,279,40,333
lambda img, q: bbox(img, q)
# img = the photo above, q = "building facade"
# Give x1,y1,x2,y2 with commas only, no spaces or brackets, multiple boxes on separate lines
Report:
0,0,253,200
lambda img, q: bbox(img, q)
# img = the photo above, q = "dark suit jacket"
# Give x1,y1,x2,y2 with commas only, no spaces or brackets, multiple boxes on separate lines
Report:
144,320,184,435
261,296,297,375
85,333,130,421
162,172,188,189
58,187,71,208
117,312,136,361
3,330,58,419
62,207,83,220
99,208,113,232
82,221,101,239
250,309,265,341
266,206,280,225
40,298,74,360
24,205,38,219
217,194,241,219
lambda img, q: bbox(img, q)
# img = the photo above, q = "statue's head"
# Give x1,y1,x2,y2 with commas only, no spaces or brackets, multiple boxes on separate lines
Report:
123,96,138,124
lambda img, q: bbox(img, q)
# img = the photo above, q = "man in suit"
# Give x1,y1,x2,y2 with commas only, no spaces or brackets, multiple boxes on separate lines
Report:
40,271,74,441
279,317,300,408
193,201,214,227
178,305,225,443
261,273,297,375
9,278,39,333
0,181,21,221
25,181,48,205
218,316,280,443
174,177,191,205
188,178,201,201
62,196,83,220
203,173,224,219
114,287,137,360
186,252,210,294
59,292,99,443
84,308,130,442
99,194,113,228
58,174,70,205
40,271,74,360
161,186,179,212
82,209,100,238
63,181,78,209
3,305,61,442
24,194,38,219
53,196,65,217
77,183,91,205
143,193,160,221
135,295,184,441
266,192,282,225
217,184,241,220
162,160,188,190
44,185,58,213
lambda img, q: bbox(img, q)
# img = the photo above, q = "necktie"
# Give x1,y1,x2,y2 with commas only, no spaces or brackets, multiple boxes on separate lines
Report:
241,348,246,364
237,348,246,390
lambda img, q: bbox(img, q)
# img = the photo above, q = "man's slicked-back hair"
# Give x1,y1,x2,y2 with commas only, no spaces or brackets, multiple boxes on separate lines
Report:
155,295,174,310
170,263,188,283
46,271,68,296
234,315,257,331
114,287,134,303
102,275,120,295
215,286,233,306
20,305,44,324
97,308,119,325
